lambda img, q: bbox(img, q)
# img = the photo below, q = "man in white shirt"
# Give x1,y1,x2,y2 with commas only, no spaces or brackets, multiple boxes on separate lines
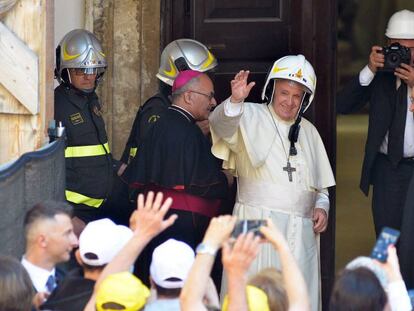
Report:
337,9,414,288
21,201,78,297
209,55,335,311
40,218,133,311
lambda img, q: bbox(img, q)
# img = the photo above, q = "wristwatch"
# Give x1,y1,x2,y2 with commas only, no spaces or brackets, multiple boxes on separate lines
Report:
196,243,218,256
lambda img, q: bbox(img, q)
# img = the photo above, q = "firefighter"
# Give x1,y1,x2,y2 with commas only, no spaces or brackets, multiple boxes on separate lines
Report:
55,29,112,235
118,39,218,176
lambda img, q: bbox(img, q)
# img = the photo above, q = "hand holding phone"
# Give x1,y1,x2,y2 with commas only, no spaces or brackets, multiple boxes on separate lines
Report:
231,219,266,238
370,227,400,262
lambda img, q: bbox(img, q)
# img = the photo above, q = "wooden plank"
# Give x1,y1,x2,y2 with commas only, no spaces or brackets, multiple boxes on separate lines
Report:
0,85,31,114
0,0,53,165
0,21,39,115
41,0,54,139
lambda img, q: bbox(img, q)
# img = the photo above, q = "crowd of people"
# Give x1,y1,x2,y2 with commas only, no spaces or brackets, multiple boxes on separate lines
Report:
2,8,414,311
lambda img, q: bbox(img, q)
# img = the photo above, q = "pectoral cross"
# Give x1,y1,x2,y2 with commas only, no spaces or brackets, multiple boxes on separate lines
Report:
283,161,296,182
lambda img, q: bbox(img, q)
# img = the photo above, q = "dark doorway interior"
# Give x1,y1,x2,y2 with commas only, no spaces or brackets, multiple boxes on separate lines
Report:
161,1,337,309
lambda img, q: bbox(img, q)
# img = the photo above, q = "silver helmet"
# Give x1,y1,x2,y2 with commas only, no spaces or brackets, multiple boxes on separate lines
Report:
156,39,217,86
55,29,107,85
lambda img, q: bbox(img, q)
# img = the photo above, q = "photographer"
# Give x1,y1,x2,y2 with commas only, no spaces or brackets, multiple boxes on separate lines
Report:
337,9,414,285
329,245,412,311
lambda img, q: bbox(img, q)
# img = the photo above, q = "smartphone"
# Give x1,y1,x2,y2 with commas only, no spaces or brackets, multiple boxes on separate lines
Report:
407,289,414,308
370,227,400,262
231,219,266,238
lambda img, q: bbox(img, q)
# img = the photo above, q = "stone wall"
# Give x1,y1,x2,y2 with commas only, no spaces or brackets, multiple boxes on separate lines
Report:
85,0,160,159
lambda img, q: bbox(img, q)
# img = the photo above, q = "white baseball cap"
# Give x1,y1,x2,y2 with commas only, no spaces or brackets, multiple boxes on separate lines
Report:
79,218,133,266
150,239,195,289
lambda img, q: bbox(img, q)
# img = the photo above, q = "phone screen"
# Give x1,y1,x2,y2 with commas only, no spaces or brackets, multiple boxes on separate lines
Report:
370,227,400,262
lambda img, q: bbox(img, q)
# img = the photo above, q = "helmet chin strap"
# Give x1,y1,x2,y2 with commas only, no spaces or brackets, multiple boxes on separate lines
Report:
268,80,311,156
68,82,97,97
80,87,95,94
288,93,309,156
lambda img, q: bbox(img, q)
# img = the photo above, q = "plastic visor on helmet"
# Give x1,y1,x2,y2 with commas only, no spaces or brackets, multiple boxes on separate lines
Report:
156,38,218,86
261,54,316,113
55,29,107,85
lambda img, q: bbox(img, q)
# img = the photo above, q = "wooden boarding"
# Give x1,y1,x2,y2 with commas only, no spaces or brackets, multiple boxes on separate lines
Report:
0,0,53,165
0,21,39,115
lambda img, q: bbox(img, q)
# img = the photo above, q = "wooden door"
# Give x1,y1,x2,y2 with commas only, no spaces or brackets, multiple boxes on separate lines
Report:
162,1,337,308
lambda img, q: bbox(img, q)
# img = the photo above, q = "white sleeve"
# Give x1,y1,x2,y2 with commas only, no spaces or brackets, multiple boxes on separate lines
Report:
224,98,244,117
387,280,412,311
209,97,244,139
315,188,329,215
359,65,376,86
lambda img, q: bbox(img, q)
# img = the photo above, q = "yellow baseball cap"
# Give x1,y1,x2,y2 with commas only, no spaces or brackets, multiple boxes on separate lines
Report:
222,285,270,311
96,272,150,311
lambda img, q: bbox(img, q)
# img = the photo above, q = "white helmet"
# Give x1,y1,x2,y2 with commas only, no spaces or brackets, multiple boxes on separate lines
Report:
385,10,414,39
261,54,316,112
156,39,217,86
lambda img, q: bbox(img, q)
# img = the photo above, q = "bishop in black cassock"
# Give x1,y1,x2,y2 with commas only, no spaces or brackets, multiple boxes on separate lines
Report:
122,70,228,285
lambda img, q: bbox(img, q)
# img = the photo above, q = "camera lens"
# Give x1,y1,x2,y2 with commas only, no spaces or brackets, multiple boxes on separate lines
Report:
389,53,400,65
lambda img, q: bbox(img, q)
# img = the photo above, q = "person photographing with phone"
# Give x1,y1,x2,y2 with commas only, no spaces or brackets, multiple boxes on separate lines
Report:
337,9,414,288
330,230,412,311
209,55,335,311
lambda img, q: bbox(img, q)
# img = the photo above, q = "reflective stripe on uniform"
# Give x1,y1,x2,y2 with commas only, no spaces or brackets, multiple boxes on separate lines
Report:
129,147,137,158
65,190,104,208
65,142,110,158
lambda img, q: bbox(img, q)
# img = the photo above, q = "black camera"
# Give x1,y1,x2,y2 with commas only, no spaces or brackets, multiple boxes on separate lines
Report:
381,42,411,72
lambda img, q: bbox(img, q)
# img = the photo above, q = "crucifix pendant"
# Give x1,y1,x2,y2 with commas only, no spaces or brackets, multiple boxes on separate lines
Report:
283,161,296,182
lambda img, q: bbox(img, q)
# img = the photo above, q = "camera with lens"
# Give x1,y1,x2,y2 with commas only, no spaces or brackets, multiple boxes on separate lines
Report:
381,42,411,72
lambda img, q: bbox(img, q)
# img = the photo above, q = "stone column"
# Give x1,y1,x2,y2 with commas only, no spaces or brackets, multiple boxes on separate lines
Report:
85,0,160,159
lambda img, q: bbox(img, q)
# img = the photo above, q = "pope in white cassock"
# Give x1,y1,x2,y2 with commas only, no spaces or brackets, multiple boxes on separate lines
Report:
209,55,335,311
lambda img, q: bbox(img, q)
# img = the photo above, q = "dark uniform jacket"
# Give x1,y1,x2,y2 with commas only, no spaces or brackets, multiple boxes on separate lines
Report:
338,73,414,288
124,105,228,199
54,84,113,210
337,73,404,195
120,92,170,164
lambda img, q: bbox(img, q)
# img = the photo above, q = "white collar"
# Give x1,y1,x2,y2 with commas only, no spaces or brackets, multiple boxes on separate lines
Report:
21,256,55,293
171,104,195,119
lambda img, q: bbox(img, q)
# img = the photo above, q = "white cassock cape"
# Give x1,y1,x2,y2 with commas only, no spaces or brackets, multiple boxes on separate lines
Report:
209,99,336,311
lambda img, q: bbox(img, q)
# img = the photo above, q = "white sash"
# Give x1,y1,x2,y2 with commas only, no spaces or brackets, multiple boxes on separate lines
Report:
236,177,316,219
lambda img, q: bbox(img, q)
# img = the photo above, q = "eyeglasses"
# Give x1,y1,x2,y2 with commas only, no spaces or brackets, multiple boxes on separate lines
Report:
69,68,104,76
188,90,215,101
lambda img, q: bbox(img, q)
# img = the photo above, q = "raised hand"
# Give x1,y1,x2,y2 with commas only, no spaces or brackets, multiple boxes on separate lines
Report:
230,70,256,103
260,218,288,250
222,232,260,276
395,63,414,88
374,245,403,282
129,191,177,240
368,46,384,73
202,215,237,249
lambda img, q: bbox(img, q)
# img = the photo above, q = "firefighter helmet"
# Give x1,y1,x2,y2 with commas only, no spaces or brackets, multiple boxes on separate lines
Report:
261,54,316,112
55,29,107,86
156,39,217,86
